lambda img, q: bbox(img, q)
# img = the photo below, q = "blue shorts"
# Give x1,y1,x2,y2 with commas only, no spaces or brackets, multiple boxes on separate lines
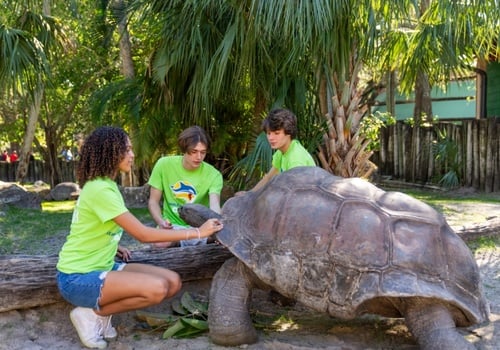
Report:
56,262,126,310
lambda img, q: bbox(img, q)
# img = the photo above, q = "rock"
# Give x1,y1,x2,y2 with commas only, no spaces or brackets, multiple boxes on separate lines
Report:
0,181,42,210
120,185,150,208
48,182,80,201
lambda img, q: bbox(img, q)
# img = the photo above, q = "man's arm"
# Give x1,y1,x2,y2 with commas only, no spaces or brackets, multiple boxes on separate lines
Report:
209,193,221,214
148,187,172,228
250,166,279,193
234,167,280,197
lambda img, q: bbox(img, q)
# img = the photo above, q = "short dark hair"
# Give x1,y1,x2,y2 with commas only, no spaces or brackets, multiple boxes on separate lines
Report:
77,126,129,186
261,108,297,139
177,126,210,153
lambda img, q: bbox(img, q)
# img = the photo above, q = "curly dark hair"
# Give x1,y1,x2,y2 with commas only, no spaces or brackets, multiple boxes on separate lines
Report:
177,126,211,153
261,108,297,139
77,126,129,186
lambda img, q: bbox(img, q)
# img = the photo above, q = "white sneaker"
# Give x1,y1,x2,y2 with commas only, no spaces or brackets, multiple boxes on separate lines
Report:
69,307,107,349
99,315,117,340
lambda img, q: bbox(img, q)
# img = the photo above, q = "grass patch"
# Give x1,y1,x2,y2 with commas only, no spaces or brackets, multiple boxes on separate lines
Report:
42,200,76,212
467,236,500,253
0,201,152,255
0,203,74,255
0,187,498,255
395,188,500,206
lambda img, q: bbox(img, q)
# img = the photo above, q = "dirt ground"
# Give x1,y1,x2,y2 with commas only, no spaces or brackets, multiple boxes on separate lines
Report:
0,202,499,350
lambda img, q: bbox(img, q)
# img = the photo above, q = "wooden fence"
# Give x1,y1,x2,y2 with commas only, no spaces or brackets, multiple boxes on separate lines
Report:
0,160,76,184
374,118,500,192
1,118,499,192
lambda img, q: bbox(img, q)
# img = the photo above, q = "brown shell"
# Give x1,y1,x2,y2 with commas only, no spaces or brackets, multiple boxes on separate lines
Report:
217,166,489,326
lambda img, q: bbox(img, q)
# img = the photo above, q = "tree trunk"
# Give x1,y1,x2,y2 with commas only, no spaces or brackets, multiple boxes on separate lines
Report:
112,0,136,187
386,70,396,116
453,218,500,242
16,87,43,183
413,71,432,124
16,1,51,184
43,125,63,187
0,244,233,313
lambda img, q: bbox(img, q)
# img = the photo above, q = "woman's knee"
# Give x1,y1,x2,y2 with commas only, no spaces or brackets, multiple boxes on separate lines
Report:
149,273,181,303
165,272,182,298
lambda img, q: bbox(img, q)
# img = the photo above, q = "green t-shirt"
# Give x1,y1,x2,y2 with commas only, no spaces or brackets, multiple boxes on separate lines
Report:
272,139,316,172
56,177,128,274
148,155,223,227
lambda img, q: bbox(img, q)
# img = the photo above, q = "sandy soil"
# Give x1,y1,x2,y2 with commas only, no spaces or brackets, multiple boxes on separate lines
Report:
1,203,499,350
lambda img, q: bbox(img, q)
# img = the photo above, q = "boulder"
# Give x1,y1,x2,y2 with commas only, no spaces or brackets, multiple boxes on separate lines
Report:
120,185,150,208
48,182,80,201
0,181,41,210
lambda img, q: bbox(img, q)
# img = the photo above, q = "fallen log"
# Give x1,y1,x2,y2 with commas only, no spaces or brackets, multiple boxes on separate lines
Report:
0,244,233,313
1,219,499,313
453,217,500,241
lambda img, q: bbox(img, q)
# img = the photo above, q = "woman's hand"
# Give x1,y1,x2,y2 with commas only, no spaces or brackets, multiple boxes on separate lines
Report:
116,245,132,262
198,218,223,237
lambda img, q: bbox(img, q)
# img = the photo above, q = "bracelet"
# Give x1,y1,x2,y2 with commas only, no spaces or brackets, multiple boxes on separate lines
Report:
196,228,201,239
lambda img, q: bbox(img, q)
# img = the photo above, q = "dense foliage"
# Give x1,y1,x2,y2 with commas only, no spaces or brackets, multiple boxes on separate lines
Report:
1,0,498,187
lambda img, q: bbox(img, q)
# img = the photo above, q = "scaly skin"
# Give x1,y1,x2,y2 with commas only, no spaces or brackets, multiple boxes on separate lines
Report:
208,258,263,346
404,300,476,350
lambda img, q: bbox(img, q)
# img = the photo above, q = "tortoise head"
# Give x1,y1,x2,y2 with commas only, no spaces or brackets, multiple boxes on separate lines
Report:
179,203,222,227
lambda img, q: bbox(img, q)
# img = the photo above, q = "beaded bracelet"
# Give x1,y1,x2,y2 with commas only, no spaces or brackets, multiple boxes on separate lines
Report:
185,228,201,240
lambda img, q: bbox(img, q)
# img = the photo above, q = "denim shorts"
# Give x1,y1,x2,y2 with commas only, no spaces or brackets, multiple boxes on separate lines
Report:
56,262,126,310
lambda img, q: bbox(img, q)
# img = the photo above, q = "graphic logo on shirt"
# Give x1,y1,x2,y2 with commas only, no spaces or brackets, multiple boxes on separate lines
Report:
170,181,197,203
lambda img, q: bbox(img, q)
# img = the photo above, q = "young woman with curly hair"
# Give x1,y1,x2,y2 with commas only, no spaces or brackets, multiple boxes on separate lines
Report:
56,126,223,349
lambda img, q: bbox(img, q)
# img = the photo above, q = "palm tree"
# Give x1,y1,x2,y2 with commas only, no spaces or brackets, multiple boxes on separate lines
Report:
129,0,500,181
1,1,68,183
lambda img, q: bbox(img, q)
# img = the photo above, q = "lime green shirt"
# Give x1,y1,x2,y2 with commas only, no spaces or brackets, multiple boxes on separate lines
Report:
56,177,128,274
272,139,316,172
148,156,223,227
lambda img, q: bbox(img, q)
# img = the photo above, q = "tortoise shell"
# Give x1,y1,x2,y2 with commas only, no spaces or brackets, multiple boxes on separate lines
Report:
213,166,488,326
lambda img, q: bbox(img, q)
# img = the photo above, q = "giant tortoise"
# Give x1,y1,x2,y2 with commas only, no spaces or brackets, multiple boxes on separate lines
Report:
179,166,489,350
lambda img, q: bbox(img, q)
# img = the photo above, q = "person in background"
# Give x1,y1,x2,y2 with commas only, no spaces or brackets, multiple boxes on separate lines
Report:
9,150,18,162
60,147,73,161
1,150,9,162
239,108,316,195
148,126,223,248
56,126,223,349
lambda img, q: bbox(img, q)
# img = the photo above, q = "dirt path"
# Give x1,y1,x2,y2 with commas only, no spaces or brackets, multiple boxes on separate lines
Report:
1,203,499,350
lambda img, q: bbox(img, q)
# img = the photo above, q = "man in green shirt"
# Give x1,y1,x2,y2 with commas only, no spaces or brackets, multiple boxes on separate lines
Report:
148,126,223,247
247,108,316,193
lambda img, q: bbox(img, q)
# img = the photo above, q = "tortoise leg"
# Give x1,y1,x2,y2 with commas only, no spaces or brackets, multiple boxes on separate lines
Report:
404,301,475,350
208,257,259,346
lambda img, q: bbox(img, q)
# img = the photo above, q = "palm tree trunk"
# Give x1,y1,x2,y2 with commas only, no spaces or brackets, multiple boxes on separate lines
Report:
414,71,433,123
386,70,396,116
